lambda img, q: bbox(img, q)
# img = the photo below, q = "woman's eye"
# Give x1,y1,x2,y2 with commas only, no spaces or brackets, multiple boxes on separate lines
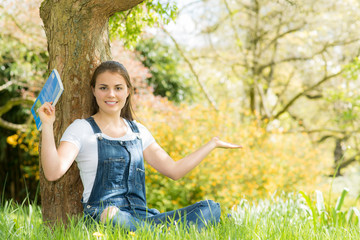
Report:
99,87,107,90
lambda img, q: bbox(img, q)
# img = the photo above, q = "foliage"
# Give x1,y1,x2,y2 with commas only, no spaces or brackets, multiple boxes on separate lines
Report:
325,58,360,131
1,191,359,239
0,34,47,124
135,97,327,212
298,188,358,230
135,37,193,103
0,0,48,202
180,0,360,120
6,125,40,180
230,190,360,239
109,0,177,48
318,57,360,173
0,33,48,202
336,58,360,133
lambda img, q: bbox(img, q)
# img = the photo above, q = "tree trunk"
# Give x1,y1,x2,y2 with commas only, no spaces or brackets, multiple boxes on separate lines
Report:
249,84,256,113
333,138,344,176
39,0,143,225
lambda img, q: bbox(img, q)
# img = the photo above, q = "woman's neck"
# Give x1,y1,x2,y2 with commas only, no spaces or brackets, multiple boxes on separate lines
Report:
92,112,128,138
93,112,121,124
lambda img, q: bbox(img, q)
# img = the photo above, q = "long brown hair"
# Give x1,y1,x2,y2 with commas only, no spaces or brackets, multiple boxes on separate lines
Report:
90,61,135,120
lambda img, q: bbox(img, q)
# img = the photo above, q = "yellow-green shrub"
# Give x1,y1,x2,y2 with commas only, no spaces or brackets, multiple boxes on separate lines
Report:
6,124,40,181
136,98,327,212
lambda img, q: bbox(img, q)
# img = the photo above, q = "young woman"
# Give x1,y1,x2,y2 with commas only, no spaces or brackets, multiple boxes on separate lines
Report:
39,61,241,231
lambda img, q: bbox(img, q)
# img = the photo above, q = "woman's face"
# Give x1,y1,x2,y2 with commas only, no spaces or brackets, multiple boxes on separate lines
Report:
92,71,129,116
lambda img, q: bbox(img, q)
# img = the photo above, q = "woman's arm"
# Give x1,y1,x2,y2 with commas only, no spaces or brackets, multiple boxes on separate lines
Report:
143,137,242,180
39,102,79,181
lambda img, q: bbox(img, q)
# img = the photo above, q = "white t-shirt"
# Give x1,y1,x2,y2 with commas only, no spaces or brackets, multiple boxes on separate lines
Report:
60,118,155,203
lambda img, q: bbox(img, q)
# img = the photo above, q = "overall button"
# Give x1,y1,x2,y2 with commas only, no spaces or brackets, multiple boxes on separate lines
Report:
87,205,91,209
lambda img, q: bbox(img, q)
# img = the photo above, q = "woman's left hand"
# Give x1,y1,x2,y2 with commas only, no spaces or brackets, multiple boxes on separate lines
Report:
211,137,243,149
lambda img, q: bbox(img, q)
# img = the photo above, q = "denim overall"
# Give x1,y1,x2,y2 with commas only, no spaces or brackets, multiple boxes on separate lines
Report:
83,117,221,231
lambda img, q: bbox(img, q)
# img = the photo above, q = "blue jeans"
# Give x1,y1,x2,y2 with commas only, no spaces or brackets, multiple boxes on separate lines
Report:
109,200,221,231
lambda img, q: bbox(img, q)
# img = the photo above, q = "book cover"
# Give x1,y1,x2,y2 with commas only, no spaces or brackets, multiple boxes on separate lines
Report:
31,69,64,130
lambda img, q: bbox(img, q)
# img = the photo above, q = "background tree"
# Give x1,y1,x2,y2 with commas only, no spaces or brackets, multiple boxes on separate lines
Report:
181,0,360,117
164,0,360,174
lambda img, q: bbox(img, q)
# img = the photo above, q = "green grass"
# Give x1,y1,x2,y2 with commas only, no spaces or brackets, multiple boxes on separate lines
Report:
1,190,359,240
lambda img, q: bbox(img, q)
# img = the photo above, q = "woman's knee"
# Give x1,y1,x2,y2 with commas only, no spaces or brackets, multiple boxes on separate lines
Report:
99,207,149,232
100,206,120,223
199,200,221,222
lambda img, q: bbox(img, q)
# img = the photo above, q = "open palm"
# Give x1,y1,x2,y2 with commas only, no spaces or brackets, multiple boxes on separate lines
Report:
212,137,242,149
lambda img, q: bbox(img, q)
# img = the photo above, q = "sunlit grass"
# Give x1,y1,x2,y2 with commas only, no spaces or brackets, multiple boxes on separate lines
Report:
1,189,359,240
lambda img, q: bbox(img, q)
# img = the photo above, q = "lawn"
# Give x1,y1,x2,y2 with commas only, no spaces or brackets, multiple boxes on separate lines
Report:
1,189,359,239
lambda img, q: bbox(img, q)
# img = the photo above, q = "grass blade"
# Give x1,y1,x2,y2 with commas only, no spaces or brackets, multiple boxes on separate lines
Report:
299,190,318,230
351,207,360,227
315,190,325,213
335,188,349,212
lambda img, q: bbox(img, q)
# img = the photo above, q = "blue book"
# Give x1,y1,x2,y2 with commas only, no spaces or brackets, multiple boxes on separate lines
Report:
31,69,64,130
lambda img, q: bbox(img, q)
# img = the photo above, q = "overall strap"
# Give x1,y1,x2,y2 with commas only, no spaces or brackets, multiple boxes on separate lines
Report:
125,119,140,133
85,117,102,134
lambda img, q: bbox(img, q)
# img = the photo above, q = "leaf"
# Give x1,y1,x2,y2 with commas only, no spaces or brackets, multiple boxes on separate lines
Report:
299,190,318,230
335,188,349,212
315,190,325,214
350,207,360,227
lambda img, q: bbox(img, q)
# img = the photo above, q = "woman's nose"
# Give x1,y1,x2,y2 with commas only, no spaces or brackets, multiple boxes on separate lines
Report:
108,89,115,97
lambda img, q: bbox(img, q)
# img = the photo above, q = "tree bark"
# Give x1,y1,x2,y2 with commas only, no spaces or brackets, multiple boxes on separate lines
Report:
39,0,143,225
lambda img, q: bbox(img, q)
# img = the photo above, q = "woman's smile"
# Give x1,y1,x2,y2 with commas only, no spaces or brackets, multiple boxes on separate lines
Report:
105,101,118,105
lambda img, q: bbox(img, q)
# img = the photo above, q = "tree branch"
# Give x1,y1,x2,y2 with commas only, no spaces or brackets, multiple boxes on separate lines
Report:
223,0,246,63
0,117,28,132
0,80,15,92
0,97,34,116
0,97,34,132
91,0,145,16
40,0,145,22
337,153,360,171
273,69,344,119
162,27,219,111
258,56,314,73
258,38,360,73
254,77,270,118
271,68,295,114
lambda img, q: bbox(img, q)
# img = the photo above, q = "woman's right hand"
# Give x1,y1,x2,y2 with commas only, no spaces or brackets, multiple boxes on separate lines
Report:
38,102,55,125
